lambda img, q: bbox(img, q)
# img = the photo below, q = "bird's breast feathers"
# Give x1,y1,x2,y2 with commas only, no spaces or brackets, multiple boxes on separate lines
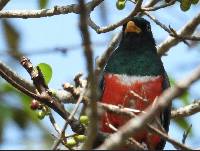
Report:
101,73,163,108
100,73,164,147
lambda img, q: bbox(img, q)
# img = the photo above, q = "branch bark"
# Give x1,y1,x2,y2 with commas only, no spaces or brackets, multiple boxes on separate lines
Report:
142,0,176,11
0,0,103,18
0,58,85,135
171,100,200,118
0,60,75,103
0,60,35,92
0,0,9,10
89,0,143,33
78,0,98,149
98,103,192,150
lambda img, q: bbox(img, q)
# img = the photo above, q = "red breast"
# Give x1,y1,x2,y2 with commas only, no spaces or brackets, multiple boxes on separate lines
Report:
100,73,164,148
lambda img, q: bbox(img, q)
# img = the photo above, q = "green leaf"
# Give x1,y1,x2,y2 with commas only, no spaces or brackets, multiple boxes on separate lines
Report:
0,80,50,141
39,0,49,9
0,104,12,119
37,63,52,84
180,0,192,11
12,107,29,129
180,91,190,105
0,118,4,143
2,20,19,50
173,118,192,135
0,104,13,143
0,83,15,93
116,0,126,10
169,76,175,86
2,19,23,60
0,81,41,124
191,0,199,4
169,76,190,105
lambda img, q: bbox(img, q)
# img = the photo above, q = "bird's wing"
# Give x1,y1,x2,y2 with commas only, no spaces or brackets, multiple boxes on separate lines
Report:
157,71,171,150
162,71,171,133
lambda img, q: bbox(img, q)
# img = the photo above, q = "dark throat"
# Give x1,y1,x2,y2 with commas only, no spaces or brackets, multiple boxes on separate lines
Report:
104,34,165,76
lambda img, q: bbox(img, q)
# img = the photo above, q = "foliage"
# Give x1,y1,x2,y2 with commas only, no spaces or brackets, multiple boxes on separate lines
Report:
39,0,49,9
169,76,192,132
37,63,52,85
0,81,52,146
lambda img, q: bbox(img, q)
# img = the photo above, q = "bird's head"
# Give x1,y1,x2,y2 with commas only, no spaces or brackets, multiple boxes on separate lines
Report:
121,17,155,47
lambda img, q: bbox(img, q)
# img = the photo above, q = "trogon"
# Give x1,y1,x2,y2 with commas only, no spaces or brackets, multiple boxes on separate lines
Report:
96,17,171,150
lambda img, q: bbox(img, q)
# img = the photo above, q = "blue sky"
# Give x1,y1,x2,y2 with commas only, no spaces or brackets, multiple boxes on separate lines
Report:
0,0,200,149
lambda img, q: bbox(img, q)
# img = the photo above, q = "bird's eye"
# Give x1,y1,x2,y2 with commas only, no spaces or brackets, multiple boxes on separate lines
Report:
146,24,151,32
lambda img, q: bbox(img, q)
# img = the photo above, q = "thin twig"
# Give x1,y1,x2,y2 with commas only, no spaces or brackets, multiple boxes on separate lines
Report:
49,113,62,134
89,0,143,33
143,0,161,8
142,0,176,11
0,0,103,18
51,87,85,150
148,125,191,150
0,41,106,57
143,11,189,46
169,34,200,41
107,122,146,150
157,12,200,56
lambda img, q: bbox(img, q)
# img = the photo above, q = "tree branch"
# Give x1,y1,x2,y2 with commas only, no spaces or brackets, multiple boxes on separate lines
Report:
51,87,85,150
78,0,98,149
0,0,9,10
157,12,200,56
0,60,76,103
148,125,192,150
20,56,85,135
0,58,85,135
143,0,160,8
0,0,103,18
0,60,36,92
98,103,192,150
49,113,62,134
142,0,176,11
89,0,143,33
171,100,200,118
144,12,190,46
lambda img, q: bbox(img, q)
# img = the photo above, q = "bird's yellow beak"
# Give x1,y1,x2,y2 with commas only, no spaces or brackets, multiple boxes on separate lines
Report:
125,21,141,33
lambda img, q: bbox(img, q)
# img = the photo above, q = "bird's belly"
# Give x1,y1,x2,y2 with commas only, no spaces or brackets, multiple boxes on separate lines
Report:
100,73,163,148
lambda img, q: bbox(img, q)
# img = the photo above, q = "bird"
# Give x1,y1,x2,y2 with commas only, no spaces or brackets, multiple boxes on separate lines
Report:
95,17,171,150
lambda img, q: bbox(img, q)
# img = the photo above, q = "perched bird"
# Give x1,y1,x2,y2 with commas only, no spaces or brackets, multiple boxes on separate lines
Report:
96,17,171,150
